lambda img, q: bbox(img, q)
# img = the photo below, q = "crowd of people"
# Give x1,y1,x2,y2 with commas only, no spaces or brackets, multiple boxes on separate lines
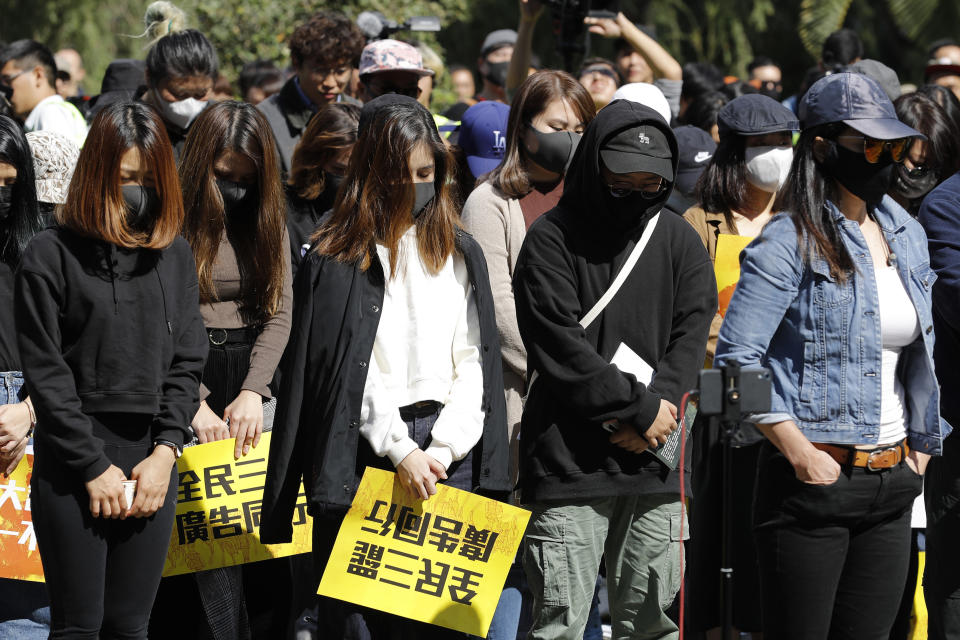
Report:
2,1,960,639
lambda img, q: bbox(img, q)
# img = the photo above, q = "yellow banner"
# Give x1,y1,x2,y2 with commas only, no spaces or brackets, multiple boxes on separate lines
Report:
0,451,42,582
715,233,754,318
162,431,312,576
0,432,311,582
318,467,530,637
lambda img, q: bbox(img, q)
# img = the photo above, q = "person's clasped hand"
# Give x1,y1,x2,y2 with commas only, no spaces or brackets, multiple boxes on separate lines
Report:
396,449,448,500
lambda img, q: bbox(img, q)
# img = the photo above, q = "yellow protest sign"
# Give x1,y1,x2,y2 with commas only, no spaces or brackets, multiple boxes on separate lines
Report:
318,467,530,637
0,451,42,582
0,433,311,582
162,431,312,576
715,233,754,318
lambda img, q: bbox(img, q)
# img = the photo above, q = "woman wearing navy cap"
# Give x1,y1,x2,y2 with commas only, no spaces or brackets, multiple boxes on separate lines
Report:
682,93,798,638
715,73,944,638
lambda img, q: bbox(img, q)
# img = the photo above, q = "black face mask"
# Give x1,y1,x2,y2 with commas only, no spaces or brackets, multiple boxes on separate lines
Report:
892,163,939,202
412,182,435,219
758,86,782,102
216,178,257,215
0,185,12,221
820,141,895,208
524,126,582,175
121,184,160,231
484,61,509,87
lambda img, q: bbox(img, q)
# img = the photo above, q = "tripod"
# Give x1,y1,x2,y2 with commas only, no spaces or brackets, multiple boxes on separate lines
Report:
698,363,771,640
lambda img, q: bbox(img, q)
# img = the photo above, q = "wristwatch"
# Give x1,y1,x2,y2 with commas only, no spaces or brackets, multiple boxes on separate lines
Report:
153,439,182,459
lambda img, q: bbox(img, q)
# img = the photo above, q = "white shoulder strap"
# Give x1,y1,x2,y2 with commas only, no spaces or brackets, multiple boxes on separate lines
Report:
579,212,660,328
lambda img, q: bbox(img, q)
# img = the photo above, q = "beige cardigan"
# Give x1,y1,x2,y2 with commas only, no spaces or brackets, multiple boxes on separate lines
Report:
460,181,527,485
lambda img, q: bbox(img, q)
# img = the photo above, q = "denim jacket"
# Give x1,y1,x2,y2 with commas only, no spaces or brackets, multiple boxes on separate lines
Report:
715,196,948,454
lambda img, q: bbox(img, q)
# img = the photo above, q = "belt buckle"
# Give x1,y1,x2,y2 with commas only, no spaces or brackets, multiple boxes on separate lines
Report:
209,329,228,346
866,447,897,471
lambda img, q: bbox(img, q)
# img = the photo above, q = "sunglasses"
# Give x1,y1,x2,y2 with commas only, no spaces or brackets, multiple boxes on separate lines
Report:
608,181,666,199
835,135,910,164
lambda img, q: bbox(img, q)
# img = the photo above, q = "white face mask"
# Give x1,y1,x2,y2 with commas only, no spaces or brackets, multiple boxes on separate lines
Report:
744,145,793,193
152,89,208,130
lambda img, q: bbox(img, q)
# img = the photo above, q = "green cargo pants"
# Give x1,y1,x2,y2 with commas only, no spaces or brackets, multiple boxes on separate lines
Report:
523,493,687,640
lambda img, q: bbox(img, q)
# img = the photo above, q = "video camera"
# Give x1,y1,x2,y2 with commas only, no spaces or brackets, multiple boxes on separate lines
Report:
543,0,621,71
356,11,442,42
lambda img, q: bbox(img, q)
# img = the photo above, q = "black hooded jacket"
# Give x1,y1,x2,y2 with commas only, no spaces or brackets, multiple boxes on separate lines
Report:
513,100,717,501
15,227,207,481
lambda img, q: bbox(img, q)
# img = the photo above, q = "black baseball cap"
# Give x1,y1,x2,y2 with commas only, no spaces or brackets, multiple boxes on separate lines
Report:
600,125,674,180
717,94,799,140
673,125,716,195
800,72,922,140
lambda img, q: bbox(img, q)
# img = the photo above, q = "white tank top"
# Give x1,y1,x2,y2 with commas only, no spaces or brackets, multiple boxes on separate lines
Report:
875,265,920,444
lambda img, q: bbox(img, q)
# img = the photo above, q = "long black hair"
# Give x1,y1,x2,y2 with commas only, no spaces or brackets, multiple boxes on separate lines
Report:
0,115,43,263
695,134,747,225
773,121,854,280
146,29,218,88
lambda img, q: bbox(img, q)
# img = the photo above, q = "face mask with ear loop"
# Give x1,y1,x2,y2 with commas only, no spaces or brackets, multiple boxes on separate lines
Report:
523,125,582,175
744,145,793,193
411,182,436,218
151,88,208,130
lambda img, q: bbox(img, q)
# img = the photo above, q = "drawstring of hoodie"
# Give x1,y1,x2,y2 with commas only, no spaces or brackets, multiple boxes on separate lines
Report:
155,264,173,334
106,244,119,314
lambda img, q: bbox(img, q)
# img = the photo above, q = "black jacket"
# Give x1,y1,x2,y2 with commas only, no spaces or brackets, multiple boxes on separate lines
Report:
15,227,208,481
513,100,717,502
285,185,334,279
259,230,511,544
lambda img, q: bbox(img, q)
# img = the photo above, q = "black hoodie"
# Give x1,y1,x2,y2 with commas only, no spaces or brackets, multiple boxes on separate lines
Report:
513,100,717,501
15,227,208,481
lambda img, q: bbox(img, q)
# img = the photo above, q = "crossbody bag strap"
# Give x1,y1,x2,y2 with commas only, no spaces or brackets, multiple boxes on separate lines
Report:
578,212,660,329
525,212,661,396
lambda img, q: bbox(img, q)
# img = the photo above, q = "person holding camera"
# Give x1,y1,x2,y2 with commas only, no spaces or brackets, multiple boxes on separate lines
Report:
715,73,944,639
514,98,716,639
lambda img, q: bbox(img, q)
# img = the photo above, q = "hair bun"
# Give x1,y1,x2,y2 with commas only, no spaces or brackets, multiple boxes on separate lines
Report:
144,1,187,44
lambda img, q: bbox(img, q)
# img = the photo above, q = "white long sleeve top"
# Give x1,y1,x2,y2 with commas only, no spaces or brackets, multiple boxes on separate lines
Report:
360,225,485,470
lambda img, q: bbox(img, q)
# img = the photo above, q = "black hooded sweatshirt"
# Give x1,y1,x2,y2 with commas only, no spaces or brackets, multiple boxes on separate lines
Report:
513,100,717,502
15,227,208,481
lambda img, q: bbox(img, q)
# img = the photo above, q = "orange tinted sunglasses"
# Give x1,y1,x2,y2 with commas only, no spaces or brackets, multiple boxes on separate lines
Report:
836,135,910,164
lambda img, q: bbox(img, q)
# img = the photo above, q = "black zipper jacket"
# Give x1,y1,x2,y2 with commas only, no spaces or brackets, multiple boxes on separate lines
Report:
513,100,718,502
15,227,208,481
259,230,511,544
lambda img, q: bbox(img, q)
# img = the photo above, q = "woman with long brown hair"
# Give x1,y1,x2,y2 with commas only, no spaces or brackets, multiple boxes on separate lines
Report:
150,100,292,639
16,100,207,638
259,95,510,638
286,102,360,274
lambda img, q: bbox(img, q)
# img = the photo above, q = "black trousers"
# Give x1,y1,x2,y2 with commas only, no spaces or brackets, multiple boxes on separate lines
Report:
753,442,921,640
32,413,177,640
924,429,960,639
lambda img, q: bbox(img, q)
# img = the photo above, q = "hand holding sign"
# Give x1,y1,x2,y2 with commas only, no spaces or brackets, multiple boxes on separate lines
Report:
318,468,530,637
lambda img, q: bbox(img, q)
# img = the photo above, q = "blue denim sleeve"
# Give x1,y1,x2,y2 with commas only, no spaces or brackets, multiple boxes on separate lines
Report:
714,216,804,418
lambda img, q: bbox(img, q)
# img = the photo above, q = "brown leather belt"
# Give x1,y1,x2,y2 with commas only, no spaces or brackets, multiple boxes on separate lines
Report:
812,440,909,470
